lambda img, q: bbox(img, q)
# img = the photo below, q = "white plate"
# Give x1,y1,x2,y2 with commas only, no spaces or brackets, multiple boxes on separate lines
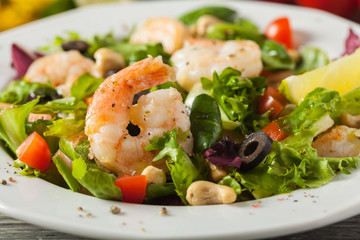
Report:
1,1,360,239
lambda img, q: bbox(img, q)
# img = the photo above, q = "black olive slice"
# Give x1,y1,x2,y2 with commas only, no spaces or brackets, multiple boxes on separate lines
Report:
26,88,62,104
132,90,150,105
104,70,118,78
61,40,89,54
126,121,141,136
238,131,272,171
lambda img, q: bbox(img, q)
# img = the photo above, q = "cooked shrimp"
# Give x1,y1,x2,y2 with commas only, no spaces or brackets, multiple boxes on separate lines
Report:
85,56,193,175
25,50,99,97
171,38,263,92
130,17,190,54
312,125,360,158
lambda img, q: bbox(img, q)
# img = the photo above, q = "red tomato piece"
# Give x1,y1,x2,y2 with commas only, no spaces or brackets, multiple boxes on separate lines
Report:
114,175,147,204
258,87,288,120
16,132,52,172
265,17,293,49
262,121,290,141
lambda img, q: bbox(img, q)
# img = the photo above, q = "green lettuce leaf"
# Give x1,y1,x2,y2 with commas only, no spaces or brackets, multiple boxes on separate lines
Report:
284,88,341,134
144,183,176,203
39,31,81,53
201,67,268,134
296,46,329,74
58,138,122,200
178,6,238,26
206,21,264,44
31,97,87,114
44,118,85,138
109,42,170,65
239,88,358,199
0,80,58,105
13,159,68,188
219,172,242,195
145,129,208,204
0,99,38,154
70,73,104,101
87,32,117,57
52,155,81,192
340,87,360,115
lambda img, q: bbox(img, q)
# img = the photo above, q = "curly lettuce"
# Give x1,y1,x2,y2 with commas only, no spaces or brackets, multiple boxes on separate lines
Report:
145,129,209,204
239,88,359,199
201,67,268,134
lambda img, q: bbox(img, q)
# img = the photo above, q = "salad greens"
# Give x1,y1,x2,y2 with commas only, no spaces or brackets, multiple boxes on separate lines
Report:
261,40,295,71
295,46,330,74
59,138,122,200
0,80,59,105
145,129,209,204
201,67,268,134
178,6,238,26
0,99,38,154
190,94,222,154
1,5,359,206
238,88,360,198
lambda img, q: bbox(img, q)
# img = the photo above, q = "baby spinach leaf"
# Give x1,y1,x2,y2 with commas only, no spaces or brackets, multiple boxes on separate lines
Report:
261,40,295,71
206,22,265,44
178,6,238,26
296,46,329,74
190,94,222,153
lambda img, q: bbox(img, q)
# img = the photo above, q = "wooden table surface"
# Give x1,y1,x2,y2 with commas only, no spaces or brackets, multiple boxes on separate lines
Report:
1,211,360,239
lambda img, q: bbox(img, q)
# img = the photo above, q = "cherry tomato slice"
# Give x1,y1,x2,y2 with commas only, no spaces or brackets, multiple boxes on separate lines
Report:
265,17,293,49
16,132,52,172
262,121,289,141
115,175,147,204
258,87,288,120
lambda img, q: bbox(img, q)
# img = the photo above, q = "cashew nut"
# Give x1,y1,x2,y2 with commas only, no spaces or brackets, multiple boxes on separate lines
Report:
186,181,236,205
94,48,125,77
141,166,166,185
208,162,228,182
193,15,223,36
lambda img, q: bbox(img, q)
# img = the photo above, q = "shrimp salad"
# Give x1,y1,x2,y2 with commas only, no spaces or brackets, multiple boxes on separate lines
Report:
2,6,360,206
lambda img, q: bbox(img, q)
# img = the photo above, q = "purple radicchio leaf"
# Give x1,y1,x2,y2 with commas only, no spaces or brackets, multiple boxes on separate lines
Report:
342,28,360,56
11,43,37,78
204,136,242,168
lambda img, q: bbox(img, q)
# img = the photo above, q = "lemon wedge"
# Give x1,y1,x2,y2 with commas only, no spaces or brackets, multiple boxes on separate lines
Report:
279,48,360,104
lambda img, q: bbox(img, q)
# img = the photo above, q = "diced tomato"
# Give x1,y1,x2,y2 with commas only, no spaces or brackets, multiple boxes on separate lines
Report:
258,87,288,120
16,132,52,172
114,175,147,204
262,121,289,141
265,17,293,49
